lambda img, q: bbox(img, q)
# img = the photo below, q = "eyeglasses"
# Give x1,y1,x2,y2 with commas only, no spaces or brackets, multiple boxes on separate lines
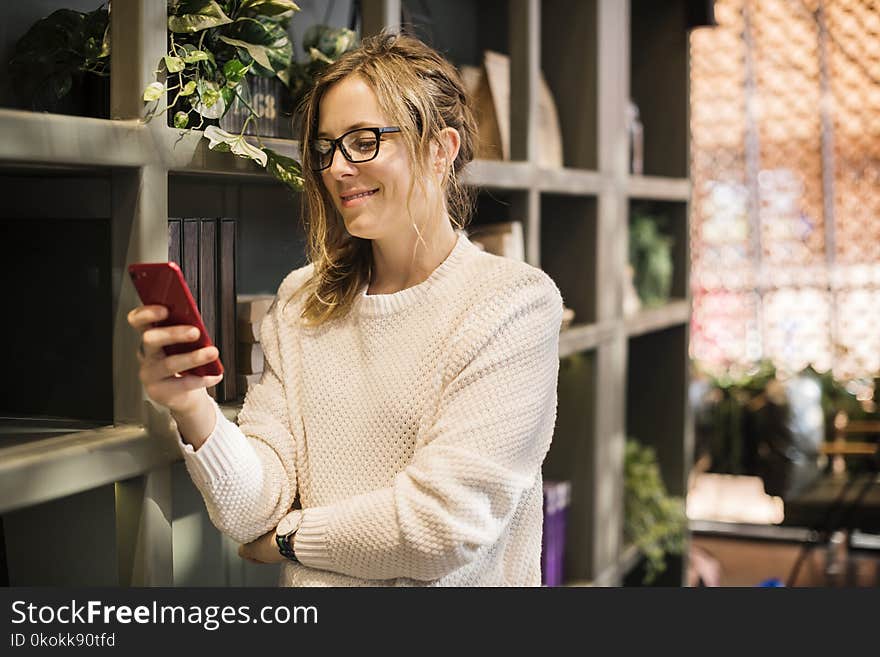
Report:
309,126,401,171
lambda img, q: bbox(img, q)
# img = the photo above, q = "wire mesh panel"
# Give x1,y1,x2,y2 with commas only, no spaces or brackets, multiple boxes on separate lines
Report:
690,0,880,386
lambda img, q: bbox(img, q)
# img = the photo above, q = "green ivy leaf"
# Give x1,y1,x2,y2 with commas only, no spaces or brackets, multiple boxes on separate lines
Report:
183,49,210,63
239,0,301,19
263,147,304,192
223,59,250,86
168,0,233,34
143,81,165,102
195,79,226,119
179,80,197,96
219,16,292,77
173,111,190,129
164,55,185,73
204,126,268,167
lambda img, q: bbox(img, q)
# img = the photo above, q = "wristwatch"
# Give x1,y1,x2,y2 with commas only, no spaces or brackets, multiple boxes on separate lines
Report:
275,510,303,563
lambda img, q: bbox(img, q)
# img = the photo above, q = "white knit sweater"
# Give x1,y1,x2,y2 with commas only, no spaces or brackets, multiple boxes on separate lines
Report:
178,232,564,586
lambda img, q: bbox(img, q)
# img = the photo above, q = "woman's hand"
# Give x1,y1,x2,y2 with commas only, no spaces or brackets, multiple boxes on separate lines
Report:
126,304,223,416
238,530,285,565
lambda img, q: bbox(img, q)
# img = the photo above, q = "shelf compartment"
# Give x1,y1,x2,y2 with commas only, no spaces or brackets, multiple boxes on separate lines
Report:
402,0,509,67
630,0,689,178
625,299,691,338
168,173,307,296
0,109,153,169
0,423,163,515
1,2,112,121
0,201,114,423
626,325,691,498
629,198,689,302
3,483,118,585
542,350,596,583
541,194,598,325
627,175,691,201
542,0,598,169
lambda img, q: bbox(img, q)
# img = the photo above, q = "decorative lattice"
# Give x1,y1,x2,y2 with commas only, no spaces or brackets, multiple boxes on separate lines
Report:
690,0,880,385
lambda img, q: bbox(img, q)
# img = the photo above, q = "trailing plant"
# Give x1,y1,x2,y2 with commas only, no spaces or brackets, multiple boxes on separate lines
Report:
624,438,686,584
629,213,674,307
9,4,110,114
142,0,304,191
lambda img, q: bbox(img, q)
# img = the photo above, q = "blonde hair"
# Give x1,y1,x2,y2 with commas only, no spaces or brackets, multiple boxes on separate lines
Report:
293,32,477,326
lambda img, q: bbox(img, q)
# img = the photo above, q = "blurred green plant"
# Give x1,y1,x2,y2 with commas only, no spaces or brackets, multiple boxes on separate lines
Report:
9,4,110,113
629,213,674,307
624,439,686,584
285,24,358,119
143,0,303,191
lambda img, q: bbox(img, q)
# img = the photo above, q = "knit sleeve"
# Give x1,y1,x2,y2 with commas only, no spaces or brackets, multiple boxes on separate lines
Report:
292,273,564,581
177,294,300,545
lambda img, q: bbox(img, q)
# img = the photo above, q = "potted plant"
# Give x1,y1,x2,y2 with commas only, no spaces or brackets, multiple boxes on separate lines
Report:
624,438,686,584
142,0,304,191
9,4,111,117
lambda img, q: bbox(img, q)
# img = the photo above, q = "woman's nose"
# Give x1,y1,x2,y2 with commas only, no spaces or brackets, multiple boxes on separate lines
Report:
327,148,358,179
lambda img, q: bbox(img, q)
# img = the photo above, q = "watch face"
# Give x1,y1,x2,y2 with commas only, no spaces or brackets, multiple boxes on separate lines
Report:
277,511,300,536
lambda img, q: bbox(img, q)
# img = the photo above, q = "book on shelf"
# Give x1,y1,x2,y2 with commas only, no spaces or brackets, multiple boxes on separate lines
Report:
237,293,275,323
217,219,238,401
237,342,264,376
169,218,238,402
467,221,525,262
542,480,571,587
238,316,263,344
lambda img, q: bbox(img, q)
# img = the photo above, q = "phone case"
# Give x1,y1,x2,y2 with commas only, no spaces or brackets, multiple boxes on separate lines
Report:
128,262,224,377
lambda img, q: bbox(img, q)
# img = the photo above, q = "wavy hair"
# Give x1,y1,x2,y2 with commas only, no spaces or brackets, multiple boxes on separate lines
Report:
291,31,478,326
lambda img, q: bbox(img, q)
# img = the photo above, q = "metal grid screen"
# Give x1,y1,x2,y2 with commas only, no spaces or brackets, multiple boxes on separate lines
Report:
690,0,880,387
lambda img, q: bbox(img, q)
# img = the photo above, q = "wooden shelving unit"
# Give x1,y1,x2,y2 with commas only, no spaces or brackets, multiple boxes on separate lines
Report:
0,0,692,587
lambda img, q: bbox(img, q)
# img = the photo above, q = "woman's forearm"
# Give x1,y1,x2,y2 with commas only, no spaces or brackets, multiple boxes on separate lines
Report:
171,392,218,450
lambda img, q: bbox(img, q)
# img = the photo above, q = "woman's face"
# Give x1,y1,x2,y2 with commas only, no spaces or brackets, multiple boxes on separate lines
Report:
317,74,416,241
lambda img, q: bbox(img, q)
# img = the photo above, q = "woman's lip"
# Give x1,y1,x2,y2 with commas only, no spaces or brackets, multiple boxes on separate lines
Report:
340,188,379,207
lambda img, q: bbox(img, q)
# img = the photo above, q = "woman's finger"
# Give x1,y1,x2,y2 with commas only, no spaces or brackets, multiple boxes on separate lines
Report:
160,346,219,378
141,325,202,356
142,373,223,399
127,305,168,331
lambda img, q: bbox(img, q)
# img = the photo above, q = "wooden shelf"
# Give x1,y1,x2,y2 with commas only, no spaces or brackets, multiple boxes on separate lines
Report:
625,299,690,338
0,108,156,169
539,167,604,196
0,423,165,514
627,175,691,201
559,322,614,358
462,159,535,189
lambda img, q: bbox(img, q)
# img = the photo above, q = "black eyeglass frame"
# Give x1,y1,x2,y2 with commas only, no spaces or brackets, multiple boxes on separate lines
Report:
309,126,401,171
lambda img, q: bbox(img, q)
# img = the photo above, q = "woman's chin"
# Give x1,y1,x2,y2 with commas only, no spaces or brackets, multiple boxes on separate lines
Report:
343,215,382,240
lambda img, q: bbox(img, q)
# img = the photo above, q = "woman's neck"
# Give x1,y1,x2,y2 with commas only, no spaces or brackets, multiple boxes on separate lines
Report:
367,218,458,295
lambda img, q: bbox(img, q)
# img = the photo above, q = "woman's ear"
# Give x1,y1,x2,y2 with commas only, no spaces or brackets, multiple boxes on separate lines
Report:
432,127,461,174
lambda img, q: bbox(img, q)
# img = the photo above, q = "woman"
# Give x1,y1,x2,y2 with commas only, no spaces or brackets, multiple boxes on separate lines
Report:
127,32,563,586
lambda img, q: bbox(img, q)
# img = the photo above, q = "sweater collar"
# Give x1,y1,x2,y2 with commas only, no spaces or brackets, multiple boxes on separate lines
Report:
355,231,477,317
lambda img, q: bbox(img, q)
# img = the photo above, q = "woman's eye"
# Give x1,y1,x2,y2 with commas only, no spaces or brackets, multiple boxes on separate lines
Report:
354,139,377,152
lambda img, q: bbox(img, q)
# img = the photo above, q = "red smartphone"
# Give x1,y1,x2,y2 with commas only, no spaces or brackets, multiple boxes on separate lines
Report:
128,262,224,377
